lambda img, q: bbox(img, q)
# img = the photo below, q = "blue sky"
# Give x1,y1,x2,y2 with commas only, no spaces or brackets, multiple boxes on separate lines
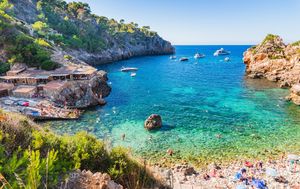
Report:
65,0,300,45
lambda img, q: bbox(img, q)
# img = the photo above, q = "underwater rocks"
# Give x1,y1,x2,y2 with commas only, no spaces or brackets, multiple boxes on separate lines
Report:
64,170,123,189
243,34,300,105
144,114,162,130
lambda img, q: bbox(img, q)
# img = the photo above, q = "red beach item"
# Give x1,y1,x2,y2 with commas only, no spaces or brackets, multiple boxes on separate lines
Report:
23,102,29,107
245,161,253,168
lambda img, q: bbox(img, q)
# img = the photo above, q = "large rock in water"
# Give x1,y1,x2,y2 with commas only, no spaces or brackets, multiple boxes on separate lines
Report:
144,114,162,130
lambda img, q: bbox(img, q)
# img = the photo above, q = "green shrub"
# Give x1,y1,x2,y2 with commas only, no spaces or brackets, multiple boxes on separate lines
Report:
0,111,160,189
0,62,10,74
63,54,72,60
6,34,56,70
35,38,51,48
41,60,57,70
262,34,279,45
291,41,300,47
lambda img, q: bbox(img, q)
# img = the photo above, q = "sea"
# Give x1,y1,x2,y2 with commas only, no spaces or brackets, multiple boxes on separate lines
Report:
49,45,300,164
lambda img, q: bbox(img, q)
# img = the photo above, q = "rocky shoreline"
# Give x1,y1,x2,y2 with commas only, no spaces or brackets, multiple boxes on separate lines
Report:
67,36,175,66
243,34,300,105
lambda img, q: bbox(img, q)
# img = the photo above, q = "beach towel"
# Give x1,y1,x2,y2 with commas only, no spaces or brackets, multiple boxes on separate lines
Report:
252,179,267,189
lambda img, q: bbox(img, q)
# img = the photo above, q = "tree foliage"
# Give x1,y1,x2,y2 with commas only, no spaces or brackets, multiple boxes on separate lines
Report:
0,112,157,188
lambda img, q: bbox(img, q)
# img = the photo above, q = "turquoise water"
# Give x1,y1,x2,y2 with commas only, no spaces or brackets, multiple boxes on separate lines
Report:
50,46,300,164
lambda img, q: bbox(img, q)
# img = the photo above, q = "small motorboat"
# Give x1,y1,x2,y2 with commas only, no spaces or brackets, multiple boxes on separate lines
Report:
214,48,231,56
224,57,230,62
169,55,177,60
179,57,189,61
130,73,136,77
194,53,205,59
121,67,138,72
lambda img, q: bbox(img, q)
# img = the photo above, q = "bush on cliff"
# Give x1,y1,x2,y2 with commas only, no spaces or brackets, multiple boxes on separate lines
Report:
0,62,10,74
6,34,57,70
262,34,279,45
0,110,158,189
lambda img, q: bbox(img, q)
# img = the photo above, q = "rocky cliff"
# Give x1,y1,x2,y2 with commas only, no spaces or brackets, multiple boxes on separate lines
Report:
10,0,175,66
243,34,300,104
51,71,111,108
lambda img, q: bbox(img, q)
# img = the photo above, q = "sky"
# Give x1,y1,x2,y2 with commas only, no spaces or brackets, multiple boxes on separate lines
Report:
65,0,300,45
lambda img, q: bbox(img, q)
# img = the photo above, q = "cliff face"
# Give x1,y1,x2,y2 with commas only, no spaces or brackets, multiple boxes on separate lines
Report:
68,36,174,65
10,0,175,66
51,71,111,108
243,34,300,104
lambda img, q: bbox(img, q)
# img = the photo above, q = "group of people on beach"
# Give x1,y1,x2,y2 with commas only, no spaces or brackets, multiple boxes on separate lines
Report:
199,155,299,189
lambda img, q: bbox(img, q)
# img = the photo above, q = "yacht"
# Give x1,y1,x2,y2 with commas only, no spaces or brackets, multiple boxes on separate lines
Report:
213,48,231,56
194,53,205,59
130,73,136,77
179,57,189,62
121,67,138,72
169,55,177,60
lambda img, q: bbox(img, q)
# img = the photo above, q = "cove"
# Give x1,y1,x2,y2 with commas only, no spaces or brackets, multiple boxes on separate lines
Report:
49,45,300,165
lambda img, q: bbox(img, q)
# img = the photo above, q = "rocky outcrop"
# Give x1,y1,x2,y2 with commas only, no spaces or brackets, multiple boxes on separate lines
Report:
64,170,123,189
144,114,162,130
49,71,111,108
11,0,38,24
287,84,300,105
243,34,300,105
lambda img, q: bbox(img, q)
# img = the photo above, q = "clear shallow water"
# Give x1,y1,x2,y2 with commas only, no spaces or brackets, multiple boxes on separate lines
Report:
50,46,300,164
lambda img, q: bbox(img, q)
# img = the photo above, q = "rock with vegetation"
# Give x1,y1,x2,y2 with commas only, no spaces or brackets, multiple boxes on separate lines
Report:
243,34,300,105
0,110,165,189
3,0,174,67
144,114,162,130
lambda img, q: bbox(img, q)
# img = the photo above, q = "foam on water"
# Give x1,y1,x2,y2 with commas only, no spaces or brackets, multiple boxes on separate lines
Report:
49,46,300,164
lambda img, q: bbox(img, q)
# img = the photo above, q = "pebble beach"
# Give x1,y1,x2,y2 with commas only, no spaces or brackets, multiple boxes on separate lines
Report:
152,154,300,189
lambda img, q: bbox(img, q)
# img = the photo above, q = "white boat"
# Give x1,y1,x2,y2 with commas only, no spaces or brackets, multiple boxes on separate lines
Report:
179,57,189,61
130,73,136,77
121,67,138,72
169,55,177,60
194,53,205,59
213,48,231,56
224,57,230,62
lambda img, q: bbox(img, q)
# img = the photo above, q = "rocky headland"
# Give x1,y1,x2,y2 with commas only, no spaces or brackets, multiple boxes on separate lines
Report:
243,34,300,104
10,0,175,66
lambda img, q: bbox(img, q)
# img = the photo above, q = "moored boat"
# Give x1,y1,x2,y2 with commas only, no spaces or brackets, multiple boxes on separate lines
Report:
179,57,189,61
121,67,138,72
214,48,231,56
194,53,205,59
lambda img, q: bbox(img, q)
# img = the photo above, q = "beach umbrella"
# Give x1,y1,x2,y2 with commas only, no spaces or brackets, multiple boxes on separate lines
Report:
265,167,277,177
